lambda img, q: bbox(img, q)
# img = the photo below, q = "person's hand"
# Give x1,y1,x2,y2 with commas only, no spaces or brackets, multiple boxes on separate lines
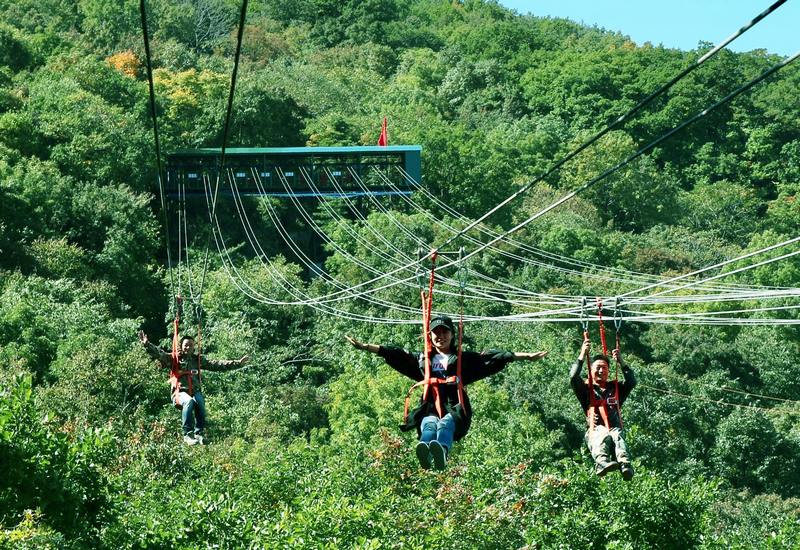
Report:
239,355,250,366
345,335,364,350
529,351,548,361
138,330,148,345
579,339,590,359
612,348,621,362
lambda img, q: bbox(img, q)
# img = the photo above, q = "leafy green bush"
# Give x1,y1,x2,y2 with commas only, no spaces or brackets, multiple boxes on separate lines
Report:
0,374,113,546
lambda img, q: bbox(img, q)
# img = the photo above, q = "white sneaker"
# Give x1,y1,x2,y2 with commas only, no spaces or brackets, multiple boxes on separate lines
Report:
183,434,198,446
194,435,206,445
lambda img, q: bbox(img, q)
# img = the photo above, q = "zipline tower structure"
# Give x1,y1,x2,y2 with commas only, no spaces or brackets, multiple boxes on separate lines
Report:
165,145,422,198
164,145,424,277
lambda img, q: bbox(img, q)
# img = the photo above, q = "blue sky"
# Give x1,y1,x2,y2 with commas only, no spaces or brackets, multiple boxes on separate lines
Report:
498,1,797,56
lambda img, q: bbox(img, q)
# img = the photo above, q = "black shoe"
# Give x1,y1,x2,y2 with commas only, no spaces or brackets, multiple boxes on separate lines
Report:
620,463,634,481
415,441,431,470
429,441,448,471
596,461,619,477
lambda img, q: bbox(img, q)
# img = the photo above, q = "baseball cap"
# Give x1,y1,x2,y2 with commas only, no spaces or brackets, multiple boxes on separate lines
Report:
429,315,455,333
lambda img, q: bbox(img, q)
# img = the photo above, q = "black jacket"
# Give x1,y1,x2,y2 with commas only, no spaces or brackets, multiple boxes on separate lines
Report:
570,359,636,429
378,346,515,441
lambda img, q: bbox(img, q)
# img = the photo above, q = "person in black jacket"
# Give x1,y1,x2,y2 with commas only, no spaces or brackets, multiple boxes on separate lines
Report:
570,340,636,479
346,315,547,470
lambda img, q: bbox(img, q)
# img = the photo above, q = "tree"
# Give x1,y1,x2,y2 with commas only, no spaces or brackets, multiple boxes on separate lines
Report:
711,410,800,496
679,180,763,242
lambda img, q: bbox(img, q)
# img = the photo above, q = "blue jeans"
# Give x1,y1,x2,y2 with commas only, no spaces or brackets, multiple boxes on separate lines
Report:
176,391,206,436
420,413,455,450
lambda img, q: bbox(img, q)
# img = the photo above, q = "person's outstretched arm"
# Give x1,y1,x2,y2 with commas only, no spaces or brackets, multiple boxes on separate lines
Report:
345,335,380,354
461,348,547,384
345,335,422,381
512,351,548,362
138,330,171,368
201,354,250,372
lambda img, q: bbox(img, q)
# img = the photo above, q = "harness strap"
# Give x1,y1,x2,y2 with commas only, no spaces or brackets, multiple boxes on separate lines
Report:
581,298,597,430
195,306,203,393
456,247,466,414
170,297,183,407
169,295,205,406
420,251,436,404
613,298,624,429
588,387,615,430
403,376,460,422
596,297,608,356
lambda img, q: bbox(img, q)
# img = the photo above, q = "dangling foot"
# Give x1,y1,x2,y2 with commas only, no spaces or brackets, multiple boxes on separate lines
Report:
620,462,634,481
429,441,448,471
183,434,199,446
595,461,619,477
415,441,432,470
194,434,206,445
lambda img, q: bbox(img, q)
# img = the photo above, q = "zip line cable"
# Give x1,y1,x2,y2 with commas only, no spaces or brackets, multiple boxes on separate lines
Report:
180,178,200,304
142,0,792,327
389,165,792,295
275,50,800,310
445,50,800,290
314,165,568,308
197,0,249,304
653,370,800,406
211,170,592,321
139,0,175,298
621,237,800,303
428,0,790,257
217,162,800,325
378,164,789,301
638,384,799,416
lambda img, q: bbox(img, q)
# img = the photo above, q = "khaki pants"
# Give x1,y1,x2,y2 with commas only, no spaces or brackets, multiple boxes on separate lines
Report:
585,425,630,465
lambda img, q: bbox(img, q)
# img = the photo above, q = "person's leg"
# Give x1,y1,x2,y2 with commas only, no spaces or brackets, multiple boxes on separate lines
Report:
436,413,455,450
585,426,617,476
609,428,634,480
193,392,207,443
176,392,197,444
416,415,438,469
430,413,454,471
419,415,438,443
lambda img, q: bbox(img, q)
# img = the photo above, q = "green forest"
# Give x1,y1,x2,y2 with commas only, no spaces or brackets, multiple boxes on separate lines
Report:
1,0,799,547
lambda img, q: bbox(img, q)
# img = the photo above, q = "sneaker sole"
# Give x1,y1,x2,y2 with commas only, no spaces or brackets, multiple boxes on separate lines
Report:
415,442,431,470
429,441,447,471
597,461,619,477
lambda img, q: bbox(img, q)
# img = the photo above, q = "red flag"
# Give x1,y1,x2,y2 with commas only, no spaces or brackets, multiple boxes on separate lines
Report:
377,116,388,146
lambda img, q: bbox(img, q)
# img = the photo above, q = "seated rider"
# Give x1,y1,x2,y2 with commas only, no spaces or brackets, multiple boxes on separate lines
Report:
570,340,636,479
346,315,547,470
139,330,249,445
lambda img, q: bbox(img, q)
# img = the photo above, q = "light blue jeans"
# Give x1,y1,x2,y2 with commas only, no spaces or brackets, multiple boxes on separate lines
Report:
420,413,455,450
176,391,206,436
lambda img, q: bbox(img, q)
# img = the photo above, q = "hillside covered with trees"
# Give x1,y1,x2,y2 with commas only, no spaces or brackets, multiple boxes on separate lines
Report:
1,0,799,547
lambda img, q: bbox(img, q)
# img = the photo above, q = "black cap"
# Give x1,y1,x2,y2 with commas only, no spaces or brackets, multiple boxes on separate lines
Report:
429,315,455,333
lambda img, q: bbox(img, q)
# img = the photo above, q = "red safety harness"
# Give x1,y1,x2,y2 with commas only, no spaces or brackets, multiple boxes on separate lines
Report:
403,250,467,423
169,296,203,407
582,297,624,430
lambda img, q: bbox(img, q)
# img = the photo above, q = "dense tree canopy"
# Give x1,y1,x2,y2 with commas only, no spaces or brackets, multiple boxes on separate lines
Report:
0,0,798,547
